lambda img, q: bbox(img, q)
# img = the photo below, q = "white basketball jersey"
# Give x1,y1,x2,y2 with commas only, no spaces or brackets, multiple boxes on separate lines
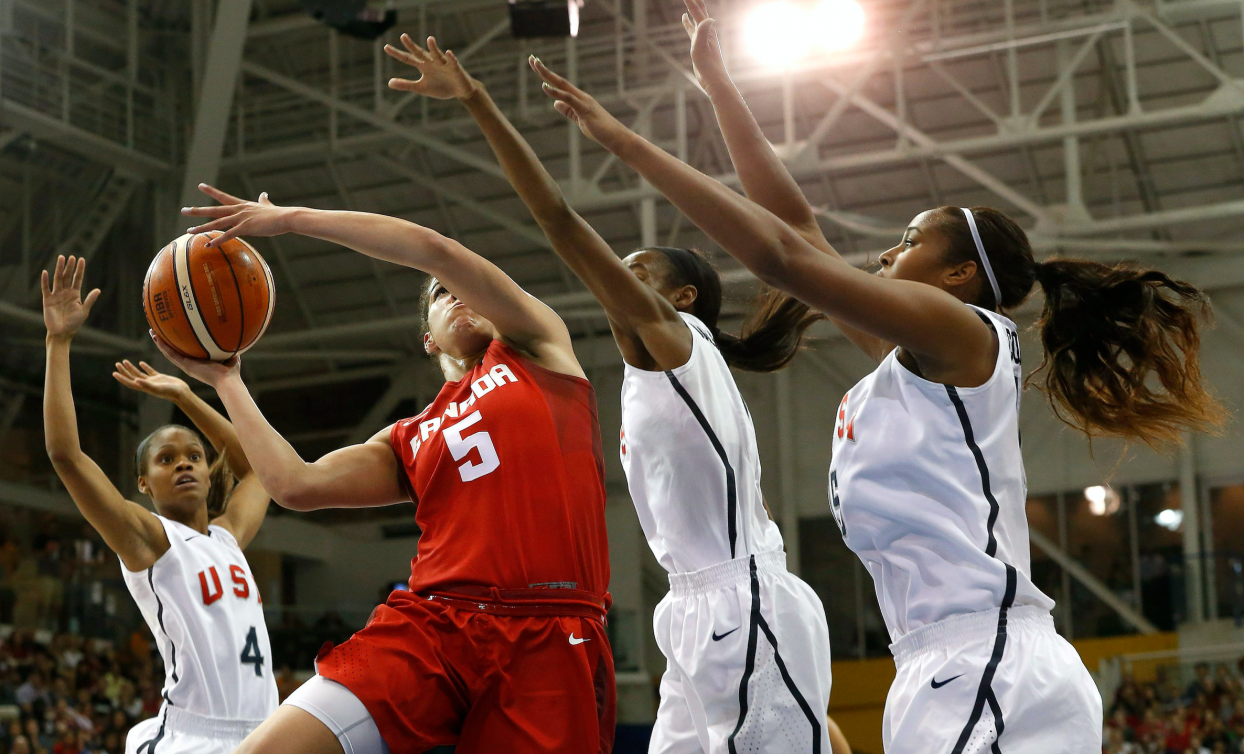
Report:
121,516,278,722
828,306,1054,642
620,313,785,574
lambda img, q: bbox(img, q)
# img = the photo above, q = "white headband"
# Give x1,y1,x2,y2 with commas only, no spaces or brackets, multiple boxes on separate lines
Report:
961,207,1002,307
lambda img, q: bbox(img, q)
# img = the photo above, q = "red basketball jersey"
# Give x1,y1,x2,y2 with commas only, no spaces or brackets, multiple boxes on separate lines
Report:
390,341,610,598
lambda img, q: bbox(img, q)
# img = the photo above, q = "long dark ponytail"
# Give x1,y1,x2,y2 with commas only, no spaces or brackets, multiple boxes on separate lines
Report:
934,206,1226,448
649,247,824,372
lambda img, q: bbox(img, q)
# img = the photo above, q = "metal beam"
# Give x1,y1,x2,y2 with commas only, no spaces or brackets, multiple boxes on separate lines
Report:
0,99,168,178
240,61,508,180
815,78,1052,224
180,0,255,207
1029,528,1160,634
373,155,552,249
345,361,424,445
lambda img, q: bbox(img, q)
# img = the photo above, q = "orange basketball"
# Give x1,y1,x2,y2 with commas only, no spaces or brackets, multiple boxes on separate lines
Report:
143,231,275,361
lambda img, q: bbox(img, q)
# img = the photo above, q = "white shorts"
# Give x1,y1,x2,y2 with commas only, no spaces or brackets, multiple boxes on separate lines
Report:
883,605,1103,754
284,675,389,754
124,707,264,754
651,551,833,754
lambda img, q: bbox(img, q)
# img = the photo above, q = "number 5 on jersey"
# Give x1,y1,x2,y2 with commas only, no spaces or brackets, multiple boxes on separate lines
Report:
442,411,499,482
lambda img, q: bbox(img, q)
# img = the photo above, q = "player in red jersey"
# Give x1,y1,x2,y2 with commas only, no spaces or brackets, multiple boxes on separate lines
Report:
161,184,614,754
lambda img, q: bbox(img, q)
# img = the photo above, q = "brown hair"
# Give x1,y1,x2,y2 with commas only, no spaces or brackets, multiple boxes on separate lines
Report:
649,247,824,372
933,206,1226,448
134,425,231,517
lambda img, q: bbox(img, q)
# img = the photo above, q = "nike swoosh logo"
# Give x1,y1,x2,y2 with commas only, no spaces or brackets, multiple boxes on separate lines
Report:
712,627,740,642
569,634,590,645
931,674,964,689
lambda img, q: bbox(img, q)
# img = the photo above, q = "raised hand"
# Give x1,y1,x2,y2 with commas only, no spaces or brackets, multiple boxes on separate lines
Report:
529,57,630,150
182,184,296,247
42,256,101,340
150,331,240,390
384,34,479,100
683,0,730,94
112,360,190,402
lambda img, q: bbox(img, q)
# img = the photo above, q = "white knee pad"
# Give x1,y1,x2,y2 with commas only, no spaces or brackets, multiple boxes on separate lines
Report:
284,676,389,754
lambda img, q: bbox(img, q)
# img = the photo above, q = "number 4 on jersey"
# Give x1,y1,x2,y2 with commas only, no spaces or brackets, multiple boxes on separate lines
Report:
240,626,264,677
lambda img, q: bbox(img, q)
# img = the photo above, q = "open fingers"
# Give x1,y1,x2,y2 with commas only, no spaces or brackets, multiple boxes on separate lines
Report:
71,257,86,291
387,77,424,93
399,33,429,60
427,36,446,63
59,256,77,292
40,270,50,300
529,56,572,91
197,183,245,206
139,361,161,376
81,288,100,316
112,370,139,389
384,42,422,67
686,0,710,23
203,224,245,248
186,212,245,236
182,204,239,219
683,12,695,38
51,256,67,292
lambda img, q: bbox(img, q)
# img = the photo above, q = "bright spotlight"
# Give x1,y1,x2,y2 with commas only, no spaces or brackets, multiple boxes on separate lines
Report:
812,0,865,51
1084,485,1119,516
1155,509,1183,531
745,2,814,69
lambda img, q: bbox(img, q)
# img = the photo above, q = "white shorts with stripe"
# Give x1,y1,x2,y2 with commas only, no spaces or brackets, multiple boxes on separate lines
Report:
124,706,264,754
883,605,1102,754
650,551,832,754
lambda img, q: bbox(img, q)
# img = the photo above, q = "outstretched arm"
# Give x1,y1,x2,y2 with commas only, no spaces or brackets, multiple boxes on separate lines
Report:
182,187,581,377
148,342,407,514
383,34,690,371
43,257,168,572
680,0,887,361
530,60,994,383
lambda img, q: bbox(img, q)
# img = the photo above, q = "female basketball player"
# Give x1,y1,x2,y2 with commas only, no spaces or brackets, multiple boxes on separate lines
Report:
529,10,1224,749
383,35,838,754
172,186,614,754
42,255,278,754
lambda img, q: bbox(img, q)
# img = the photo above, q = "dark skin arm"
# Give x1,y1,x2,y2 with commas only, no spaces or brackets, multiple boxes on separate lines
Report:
529,59,996,387
43,257,169,572
680,0,888,362
384,34,692,371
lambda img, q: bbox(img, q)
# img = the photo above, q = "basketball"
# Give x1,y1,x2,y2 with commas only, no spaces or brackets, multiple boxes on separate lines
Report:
143,231,275,361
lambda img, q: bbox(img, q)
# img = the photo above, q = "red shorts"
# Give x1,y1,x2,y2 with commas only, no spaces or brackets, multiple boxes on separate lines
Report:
315,587,616,754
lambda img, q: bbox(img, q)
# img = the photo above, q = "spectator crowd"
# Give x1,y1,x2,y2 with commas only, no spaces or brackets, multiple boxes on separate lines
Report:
0,628,162,754
1106,660,1244,754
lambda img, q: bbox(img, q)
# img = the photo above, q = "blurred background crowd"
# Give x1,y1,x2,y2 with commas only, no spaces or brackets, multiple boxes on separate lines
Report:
1105,661,1244,754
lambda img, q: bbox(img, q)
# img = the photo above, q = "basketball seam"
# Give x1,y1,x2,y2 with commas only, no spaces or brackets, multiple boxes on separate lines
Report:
217,241,247,353
145,251,178,353
176,234,229,359
251,240,276,348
